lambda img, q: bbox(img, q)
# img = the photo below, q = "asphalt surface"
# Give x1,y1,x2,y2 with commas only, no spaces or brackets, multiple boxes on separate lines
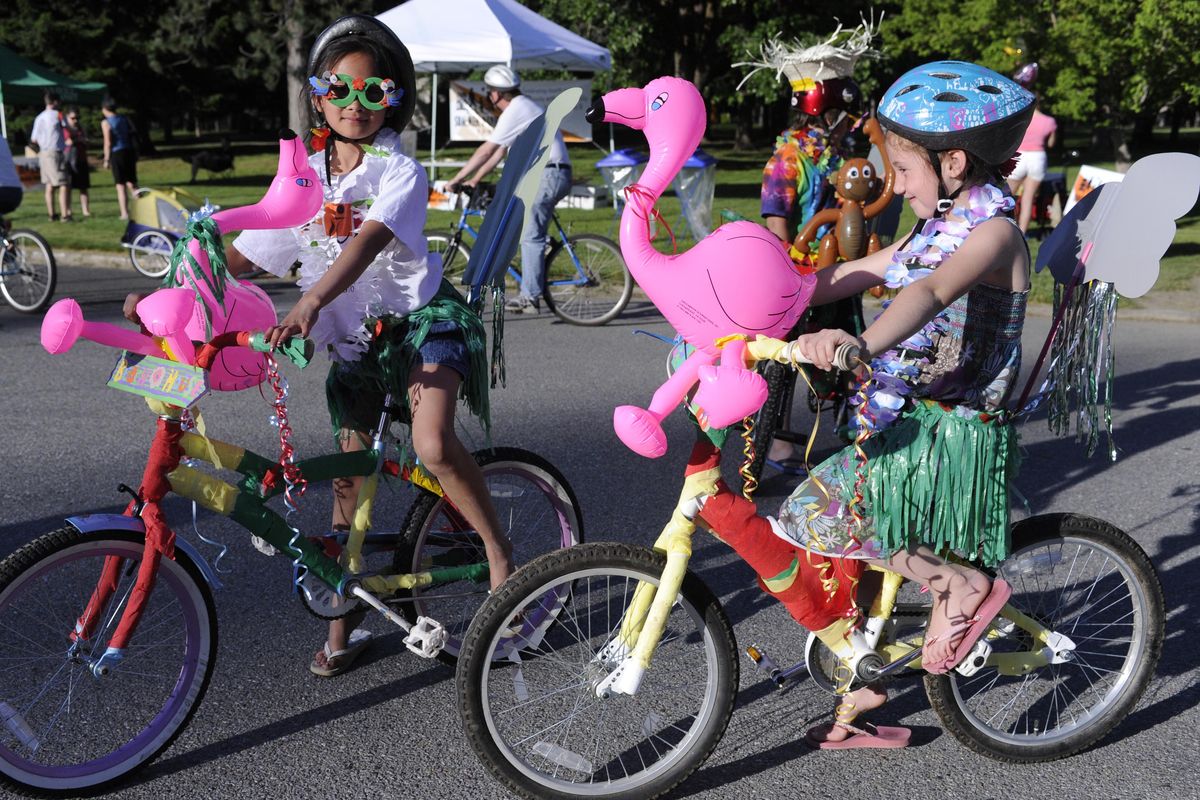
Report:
0,257,1197,800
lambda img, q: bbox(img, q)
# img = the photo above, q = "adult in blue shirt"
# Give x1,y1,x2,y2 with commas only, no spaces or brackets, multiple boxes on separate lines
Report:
101,98,139,219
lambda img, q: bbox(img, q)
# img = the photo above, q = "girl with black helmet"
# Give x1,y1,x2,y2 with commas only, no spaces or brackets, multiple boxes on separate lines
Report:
693,61,1035,748
231,15,514,677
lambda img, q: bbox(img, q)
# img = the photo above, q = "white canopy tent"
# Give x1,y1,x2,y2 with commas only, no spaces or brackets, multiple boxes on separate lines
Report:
376,0,611,176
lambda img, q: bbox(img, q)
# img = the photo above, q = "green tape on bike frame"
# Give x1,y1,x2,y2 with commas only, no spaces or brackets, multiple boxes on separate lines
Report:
257,450,380,500
229,493,346,591
362,561,489,594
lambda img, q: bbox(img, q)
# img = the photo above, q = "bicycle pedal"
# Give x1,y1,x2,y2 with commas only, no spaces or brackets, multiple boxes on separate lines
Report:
954,639,993,677
745,644,783,686
404,616,447,658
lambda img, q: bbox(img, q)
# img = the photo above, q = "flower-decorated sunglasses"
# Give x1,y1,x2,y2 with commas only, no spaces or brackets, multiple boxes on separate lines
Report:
309,72,403,111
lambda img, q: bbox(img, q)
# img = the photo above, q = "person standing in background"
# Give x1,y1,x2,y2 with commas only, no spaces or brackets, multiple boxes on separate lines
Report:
1007,63,1057,235
445,66,572,314
30,91,70,222
101,98,139,219
63,107,92,219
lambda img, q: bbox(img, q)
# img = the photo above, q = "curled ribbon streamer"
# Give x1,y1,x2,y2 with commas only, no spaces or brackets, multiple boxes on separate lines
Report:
179,408,232,574
738,417,759,500
624,184,677,254
266,358,311,598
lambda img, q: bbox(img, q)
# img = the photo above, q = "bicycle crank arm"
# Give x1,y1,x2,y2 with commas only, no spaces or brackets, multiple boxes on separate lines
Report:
349,585,447,658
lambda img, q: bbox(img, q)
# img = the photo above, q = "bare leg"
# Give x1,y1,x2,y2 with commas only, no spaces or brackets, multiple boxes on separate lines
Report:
58,185,71,219
80,190,91,217
1018,177,1041,233
870,545,992,667
44,183,55,219
116,183,130,219
807,683,889,743
409,362,513,590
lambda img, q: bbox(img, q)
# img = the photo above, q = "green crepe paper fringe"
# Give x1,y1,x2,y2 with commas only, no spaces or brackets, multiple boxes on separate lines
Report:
834,401,1020,567
1045,280,1119,460
326,279,491,436
162,217,229,340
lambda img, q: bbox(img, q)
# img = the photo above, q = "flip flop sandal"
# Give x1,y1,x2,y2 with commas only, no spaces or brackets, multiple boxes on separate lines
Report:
309,629,373,677
805,719,912,750
923,579,1013,675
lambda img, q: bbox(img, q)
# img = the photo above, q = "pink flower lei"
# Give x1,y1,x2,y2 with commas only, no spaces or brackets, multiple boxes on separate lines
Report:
883,183,1016,288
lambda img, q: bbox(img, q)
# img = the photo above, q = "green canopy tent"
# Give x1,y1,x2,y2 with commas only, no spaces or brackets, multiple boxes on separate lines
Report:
0,43,107,139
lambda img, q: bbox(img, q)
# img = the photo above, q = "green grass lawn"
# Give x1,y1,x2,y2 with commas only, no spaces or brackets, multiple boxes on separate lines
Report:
10,130,1197,308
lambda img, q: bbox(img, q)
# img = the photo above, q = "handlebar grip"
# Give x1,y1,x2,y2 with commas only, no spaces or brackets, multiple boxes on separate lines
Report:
247,332,314,369
832,343,861,372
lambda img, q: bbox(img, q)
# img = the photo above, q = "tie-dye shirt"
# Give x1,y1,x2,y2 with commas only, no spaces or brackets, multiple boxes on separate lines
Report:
760,126,841,231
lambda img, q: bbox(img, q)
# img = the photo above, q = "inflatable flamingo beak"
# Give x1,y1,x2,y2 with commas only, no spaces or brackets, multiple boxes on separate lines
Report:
587,88,647,130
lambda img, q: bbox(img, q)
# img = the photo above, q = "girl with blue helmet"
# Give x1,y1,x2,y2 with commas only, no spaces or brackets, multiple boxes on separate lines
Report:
693,61,1035,748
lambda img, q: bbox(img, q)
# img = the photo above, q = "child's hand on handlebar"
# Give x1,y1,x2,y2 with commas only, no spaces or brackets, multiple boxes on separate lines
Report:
792,329,864,372
122,292,149,325
266,296,320,350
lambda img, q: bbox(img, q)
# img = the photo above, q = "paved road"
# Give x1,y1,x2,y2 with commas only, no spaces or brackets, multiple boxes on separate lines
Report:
1,260,1197,799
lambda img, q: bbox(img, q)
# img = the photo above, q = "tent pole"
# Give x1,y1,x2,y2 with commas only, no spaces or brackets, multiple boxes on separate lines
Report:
0,82,7,140
431,71,439,182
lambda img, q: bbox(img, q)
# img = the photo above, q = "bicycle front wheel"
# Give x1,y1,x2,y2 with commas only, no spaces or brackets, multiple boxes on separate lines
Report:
396,447,585,666
543,234,632,326
1,229,56,313
457,543,738,800
426,230,471,289
926,513,1165,762
0,528,217,795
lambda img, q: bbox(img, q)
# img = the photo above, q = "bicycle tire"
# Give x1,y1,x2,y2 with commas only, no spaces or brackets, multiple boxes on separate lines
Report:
738,360,793,491
1,229,56,314
394,447,585,667
0,527,217,795
456,542,738,800
129,230,174,279
543,234,632,326
925,513,1165,762
425,230,471,289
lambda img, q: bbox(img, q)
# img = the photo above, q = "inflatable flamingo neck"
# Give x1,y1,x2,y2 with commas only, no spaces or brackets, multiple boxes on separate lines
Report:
591,77,707,283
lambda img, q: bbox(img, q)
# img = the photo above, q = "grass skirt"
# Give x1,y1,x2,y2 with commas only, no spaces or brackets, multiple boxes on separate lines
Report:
777,400,1020,566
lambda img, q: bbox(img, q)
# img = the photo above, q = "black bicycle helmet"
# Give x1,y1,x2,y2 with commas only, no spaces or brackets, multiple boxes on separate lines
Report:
307,14,416,135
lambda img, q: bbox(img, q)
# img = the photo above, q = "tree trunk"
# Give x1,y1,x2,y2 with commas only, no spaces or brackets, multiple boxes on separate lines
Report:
285,15,307,137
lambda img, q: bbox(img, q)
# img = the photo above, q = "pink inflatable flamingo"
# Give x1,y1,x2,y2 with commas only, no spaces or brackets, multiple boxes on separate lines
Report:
585,78,817,458
41,131,321,391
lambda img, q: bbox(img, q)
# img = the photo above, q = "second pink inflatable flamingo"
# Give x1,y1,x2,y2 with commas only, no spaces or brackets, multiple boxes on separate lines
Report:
585,78,818,458
41,131,321,391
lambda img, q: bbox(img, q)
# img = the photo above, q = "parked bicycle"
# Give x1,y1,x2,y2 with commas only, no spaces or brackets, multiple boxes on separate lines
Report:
454,337,1164,800
0,214,56,313
426,185,632,326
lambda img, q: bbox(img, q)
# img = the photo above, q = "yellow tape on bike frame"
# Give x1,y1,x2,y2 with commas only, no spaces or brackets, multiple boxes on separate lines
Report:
168,465,238,515
344,473,378,575
180,432,246,471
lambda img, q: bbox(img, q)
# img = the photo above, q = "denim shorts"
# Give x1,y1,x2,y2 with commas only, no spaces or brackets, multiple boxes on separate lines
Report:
326,319,470,433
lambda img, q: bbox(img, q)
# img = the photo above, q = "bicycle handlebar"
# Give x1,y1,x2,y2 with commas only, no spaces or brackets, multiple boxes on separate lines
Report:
744,336,861,372
194,332,314,371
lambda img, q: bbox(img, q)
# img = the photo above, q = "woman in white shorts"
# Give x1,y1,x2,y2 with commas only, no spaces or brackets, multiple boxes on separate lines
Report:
1007,63,1057,233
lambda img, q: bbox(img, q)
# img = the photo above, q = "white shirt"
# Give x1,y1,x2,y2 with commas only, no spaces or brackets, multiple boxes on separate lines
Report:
233,129,441,362
31,108,64,152
488,95,569,164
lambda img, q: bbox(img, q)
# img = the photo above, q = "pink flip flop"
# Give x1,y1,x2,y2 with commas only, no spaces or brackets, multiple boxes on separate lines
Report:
806,720,912,750
924,578,1013,675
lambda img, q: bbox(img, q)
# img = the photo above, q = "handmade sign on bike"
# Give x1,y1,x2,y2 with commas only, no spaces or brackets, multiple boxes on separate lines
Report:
585,77,818,458
107,351,208,408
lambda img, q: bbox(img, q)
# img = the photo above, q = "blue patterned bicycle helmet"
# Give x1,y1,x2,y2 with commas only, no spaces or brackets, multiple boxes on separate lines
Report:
878,61,1034,166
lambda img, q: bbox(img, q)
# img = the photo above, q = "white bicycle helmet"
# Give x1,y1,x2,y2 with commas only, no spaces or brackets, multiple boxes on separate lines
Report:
484,65,521,91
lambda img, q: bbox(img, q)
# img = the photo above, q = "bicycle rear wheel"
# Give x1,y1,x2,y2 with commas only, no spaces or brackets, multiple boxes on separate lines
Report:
926,513,1164,762
129,230,173,279
457,543,738,800
1,229,56,313
0,528,217,795
426,231,471,288
738,360,794,491
395,447,585,666
543,234,631,326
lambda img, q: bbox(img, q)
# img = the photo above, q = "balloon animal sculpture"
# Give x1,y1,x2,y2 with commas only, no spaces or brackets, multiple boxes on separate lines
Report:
794,117,895,269
42,132,322,390
586,77,818,458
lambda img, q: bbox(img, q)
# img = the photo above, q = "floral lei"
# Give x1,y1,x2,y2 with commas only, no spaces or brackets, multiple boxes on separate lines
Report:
850,183,1015,433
